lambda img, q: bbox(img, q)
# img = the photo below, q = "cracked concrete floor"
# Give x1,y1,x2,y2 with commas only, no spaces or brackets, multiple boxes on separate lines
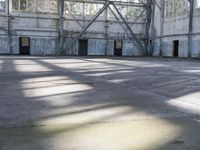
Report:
0,56,200,150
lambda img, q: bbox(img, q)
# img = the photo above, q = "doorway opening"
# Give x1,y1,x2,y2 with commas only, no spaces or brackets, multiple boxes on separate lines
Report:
19,37,30,55
173,40,179,57
78,39,88,56
114,40,123,56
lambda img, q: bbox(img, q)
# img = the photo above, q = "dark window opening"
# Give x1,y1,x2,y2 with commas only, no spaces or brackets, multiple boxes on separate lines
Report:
19,37,30,55
173,40,179,57
78,39,88,56
114,40,123,56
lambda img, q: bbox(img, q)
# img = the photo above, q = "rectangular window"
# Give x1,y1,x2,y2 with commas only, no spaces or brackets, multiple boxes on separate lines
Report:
0,0,5,11
12,0,19,11
165,0,189,17
173,40,179,57
28,0,35,12
20,0,27,11
11,0,58,13
36,0,50,13
195,0,200,9
50,0,58,13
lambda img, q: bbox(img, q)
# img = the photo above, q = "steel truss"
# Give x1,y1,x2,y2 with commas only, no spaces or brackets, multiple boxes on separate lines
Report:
58,0,154,55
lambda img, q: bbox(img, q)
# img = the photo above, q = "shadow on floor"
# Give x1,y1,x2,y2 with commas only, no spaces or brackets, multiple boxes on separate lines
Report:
0,56,200,150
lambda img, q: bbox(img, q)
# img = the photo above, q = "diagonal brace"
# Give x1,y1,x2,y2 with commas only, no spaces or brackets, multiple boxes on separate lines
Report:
111,2,146,55
64,2,110,54
65,4,84,29
108,5,131,39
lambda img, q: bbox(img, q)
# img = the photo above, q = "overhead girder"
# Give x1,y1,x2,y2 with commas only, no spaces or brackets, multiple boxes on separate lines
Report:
64,0,146,7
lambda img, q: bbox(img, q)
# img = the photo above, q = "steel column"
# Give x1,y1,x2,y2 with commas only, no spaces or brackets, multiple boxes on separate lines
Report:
188,0,194,57
145,0,153,55
59,0,64,55
7,0,12,54
159,0,165,56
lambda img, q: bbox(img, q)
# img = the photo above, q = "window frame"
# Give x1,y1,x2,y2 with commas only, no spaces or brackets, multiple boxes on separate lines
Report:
0,0,6,11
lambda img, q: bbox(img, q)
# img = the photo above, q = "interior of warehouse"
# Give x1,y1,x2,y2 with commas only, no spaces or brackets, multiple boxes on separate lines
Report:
1,1,200,150
0,0,200,57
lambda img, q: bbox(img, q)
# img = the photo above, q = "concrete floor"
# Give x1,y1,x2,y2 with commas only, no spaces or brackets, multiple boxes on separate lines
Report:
0,56,200,150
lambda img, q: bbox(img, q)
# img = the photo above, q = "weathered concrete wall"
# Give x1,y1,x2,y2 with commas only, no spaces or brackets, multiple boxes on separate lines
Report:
62,12,145,56
153,0,200,58
191,10,200,57
191,35,200,57
0,14,145,56
106,40,114,55
0,12,8,54
2,0,200,58
63,38,78,55
0,10,59,55
123,40,141,56
160,36,188,57
0,1,145,56
30,38,58,55
88,39,106,55
0,36,8,54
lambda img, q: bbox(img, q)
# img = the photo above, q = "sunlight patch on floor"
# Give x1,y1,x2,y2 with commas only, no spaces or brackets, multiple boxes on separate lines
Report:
167,92,200,114
21,76,93,98
36,119,181,150
14,60,52,72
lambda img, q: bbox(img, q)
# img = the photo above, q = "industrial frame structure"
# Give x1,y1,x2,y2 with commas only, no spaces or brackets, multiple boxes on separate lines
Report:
0,0,199,57
58,0,155,56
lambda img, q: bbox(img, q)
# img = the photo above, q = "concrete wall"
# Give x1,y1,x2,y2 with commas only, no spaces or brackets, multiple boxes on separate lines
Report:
2,0,200,58
0,11,59,55
153,0,200,58
62,14,145,56
0,12,8,54
0,1,145,56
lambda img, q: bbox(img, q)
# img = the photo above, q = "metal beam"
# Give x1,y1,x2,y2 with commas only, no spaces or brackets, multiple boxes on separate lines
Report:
108,6,131,38
64,2,110,54
153,0,161,10
129,8,145,29
111,2,145,55
159,0,165,56
145,0,153,55
7,0,12,54
133,9,145,22
64,0,145,7
188,0,194,57
149,0,156,55
65,4,84,29
59,0,65,55
105,0,109,56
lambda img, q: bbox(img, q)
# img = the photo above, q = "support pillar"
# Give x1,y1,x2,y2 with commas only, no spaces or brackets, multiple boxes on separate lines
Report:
59,0,64,55
104,0,109,56
7,0,12,54
188,0,194,57
159,0,165,56
145,0,153,56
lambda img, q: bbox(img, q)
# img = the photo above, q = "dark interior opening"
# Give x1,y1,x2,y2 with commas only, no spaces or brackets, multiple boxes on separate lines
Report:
173,40,179,57
19,37,30,55
114,40,123,56
78,39,88,56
